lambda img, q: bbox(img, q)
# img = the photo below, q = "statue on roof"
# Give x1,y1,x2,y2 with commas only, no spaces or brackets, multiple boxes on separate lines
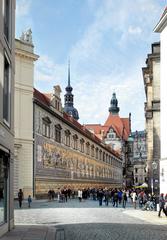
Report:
20,28,33,44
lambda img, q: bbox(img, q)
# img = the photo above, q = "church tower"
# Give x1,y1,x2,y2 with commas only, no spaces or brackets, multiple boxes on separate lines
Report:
109,92,120,115
64,61,79,120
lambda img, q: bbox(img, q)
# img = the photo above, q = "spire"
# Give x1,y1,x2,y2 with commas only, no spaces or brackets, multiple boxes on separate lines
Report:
65,59,73,93
68,59,71,87
109,92,120,115
64,61,79,120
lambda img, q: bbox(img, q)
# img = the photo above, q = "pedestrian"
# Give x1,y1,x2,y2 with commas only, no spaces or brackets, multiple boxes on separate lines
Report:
18,189,23,208
158,193,167,217
28,195,32,208
122,190,127,208
104,189,109,206
113,190,118,207
132,191,137,209
78,189,82,202
98,189,104,206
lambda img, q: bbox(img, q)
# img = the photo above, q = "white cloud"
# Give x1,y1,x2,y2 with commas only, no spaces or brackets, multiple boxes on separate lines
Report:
128,26,142,35
34,0,163,131
16,0,31,18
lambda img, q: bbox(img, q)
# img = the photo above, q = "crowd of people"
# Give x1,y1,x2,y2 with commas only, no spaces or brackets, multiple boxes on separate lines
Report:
17,187,167,217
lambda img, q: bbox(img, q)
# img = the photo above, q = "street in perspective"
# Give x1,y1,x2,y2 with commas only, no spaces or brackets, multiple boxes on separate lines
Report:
0,0,167,239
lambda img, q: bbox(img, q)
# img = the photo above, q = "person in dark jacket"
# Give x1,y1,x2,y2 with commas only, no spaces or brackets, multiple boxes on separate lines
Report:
98,189,104,206
158,193,167,217
18,189,24,208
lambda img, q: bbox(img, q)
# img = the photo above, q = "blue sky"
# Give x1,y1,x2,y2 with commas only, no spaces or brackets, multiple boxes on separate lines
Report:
16,0,167,131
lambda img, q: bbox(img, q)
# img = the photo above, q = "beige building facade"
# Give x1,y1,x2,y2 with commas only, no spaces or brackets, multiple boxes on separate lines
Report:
142,42,160,194
14,32,39,198
0,0,15,237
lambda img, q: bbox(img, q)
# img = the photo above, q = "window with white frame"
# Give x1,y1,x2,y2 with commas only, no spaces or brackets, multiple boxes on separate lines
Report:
42,117,51,138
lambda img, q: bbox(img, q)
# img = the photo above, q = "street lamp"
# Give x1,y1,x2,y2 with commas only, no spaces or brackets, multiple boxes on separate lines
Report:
151,161,158,195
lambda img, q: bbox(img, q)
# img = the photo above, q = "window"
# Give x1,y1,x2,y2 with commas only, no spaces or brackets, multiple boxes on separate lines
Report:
3,55,11,125
65,130,71,147
4,0,11,43
80,139,85,153
86,142,90,155
103,152,105,162
55,124,62,143
99,150,102,160
108,133,115,139
91,145,94,157
135,168,138,173
95,147,98,159
73,134,78,150
135,177,138,183
42,117,51,138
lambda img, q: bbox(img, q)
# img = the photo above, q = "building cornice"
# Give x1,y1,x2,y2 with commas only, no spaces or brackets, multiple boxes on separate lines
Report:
15,48,39,61
154,11,167,32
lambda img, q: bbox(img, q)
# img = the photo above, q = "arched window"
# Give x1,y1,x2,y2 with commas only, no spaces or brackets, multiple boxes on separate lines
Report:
73,134,78,150
91,145,95,157
86,142,90,155
80,138,85,153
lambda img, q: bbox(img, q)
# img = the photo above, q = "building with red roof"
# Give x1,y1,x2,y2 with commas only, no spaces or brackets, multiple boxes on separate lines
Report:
84,92,131,186
85,92,131,154
33,80,123,197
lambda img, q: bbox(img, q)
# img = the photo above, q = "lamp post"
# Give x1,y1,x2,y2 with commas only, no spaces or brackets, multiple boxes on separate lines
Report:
152,161,158,195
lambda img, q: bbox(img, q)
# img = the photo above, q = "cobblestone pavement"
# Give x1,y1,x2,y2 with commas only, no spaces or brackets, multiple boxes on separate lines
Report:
13,199,167,240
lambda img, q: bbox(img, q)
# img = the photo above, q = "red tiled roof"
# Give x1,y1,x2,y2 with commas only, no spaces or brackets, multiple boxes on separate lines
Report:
85,113,130,141
43,93,52,100
34,88,50,106
104,113,130,140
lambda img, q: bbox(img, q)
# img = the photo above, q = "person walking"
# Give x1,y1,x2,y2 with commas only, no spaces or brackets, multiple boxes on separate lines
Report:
158,193,167,217
78,189,82,202
18,189,23,208
113,190,118,207
28,195,32,208
104,189,109,206
98,189,104,206
132,191,137,209
122,190,127,208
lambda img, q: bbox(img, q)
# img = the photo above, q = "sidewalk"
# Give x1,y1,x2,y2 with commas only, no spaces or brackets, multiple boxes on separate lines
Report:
0,225,56,240
123,208,167,225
